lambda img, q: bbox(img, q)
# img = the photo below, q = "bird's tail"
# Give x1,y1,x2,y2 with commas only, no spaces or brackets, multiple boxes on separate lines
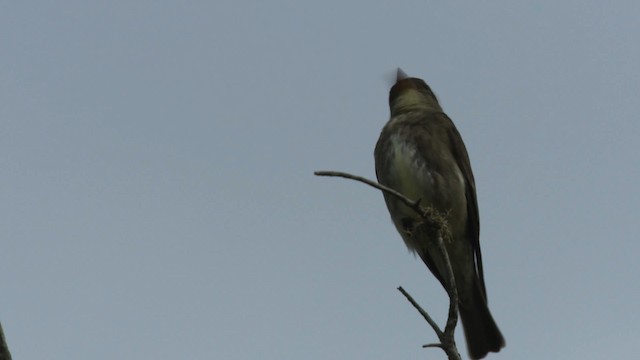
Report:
458,281,505,360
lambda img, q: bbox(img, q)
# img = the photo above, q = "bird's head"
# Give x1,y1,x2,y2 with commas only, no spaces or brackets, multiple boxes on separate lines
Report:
389,68,442,114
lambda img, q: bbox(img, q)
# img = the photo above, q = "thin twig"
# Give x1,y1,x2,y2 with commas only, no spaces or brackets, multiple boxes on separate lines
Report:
314,170,422,213
314,170,452,242
397,286,444,339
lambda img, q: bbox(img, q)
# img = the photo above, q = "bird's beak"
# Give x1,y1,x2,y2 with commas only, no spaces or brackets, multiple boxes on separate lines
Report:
397,68,408,81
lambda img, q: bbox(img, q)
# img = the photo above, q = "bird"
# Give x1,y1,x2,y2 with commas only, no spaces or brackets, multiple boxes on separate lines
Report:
374,68,505,359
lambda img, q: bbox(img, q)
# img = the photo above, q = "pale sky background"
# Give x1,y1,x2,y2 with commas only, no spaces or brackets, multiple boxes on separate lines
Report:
2,1,639,359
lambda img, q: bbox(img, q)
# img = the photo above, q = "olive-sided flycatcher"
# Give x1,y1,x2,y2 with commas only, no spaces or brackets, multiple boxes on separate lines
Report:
374,69,505,359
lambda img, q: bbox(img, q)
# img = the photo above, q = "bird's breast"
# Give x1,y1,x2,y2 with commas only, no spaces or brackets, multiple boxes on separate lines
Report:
379,132,467,229
385,134,436,202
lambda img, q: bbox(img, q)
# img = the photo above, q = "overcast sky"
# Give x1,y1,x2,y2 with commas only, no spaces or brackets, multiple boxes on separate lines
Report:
2,1,639,359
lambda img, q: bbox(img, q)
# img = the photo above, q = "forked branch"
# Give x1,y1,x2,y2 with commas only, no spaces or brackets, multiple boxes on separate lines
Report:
315,170,461,360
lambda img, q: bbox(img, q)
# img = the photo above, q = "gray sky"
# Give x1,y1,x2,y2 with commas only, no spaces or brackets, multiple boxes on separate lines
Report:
2,1,639,359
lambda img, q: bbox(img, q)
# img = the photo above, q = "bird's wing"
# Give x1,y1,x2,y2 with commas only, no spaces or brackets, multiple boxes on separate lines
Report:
439,112,487,301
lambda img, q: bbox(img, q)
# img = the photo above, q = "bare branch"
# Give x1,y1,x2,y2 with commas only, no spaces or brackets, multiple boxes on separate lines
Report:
407,222,461,360
398,277,460,360
437,233,460,338
314,170,452,242
314,170,421,213
397,286,444,338
316,170,461,360
434,233,461,360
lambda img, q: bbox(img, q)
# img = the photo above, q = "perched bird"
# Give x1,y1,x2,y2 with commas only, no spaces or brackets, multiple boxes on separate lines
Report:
374,69,505,359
